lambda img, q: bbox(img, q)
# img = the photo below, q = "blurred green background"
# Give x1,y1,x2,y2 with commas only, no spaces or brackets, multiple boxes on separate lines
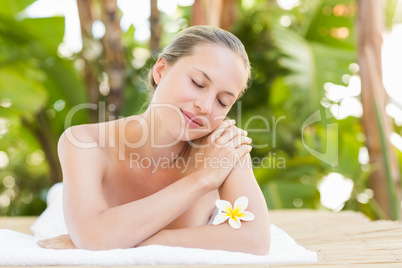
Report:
1,0,401,220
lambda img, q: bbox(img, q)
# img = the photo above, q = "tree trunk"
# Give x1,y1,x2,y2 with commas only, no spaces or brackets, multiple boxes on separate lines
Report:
150,0,162,54
191,0,238,30
218,0,238,30
357,0,401,219
101,0,125,119
192,0,205,26
22,112,63,184
207,0,223,27
76,0,99,123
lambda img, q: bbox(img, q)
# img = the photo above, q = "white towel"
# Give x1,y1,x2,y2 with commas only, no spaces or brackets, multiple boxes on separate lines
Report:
0,183,317,265
30,183,68,239
0,224,316,265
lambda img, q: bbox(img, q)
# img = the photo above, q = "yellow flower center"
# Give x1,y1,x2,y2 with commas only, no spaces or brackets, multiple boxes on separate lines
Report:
225,206,244,220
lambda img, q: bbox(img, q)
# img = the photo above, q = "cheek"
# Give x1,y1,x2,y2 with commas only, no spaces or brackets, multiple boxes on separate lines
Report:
154,76,187,102
209,115,225,131
212,118,223,128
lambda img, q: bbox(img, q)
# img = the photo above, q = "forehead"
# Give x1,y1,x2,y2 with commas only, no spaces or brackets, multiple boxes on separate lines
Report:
179,44,247,96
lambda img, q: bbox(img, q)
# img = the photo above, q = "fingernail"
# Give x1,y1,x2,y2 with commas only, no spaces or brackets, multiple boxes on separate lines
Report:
247,137,252,142
232,119,236,124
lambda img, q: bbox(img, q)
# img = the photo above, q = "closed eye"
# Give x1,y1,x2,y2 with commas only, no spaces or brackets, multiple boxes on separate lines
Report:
191,79,204,88
191,78,228,108
217,99,228,108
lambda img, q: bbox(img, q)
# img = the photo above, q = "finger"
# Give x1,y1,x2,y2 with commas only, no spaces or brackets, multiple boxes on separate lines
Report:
217,119,235,131
237,144,253,158
232,144,253,168
37,240,47,248
220,126,248,144
211,119,236,139
52,240,76,249
37,235,68,248
37,238,54,247
38,240,57,249
231,134,252,149
38,238,76,250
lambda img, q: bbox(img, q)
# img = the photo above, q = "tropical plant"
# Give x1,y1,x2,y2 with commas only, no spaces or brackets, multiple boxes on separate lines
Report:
0,0,88,215
230,0,381,215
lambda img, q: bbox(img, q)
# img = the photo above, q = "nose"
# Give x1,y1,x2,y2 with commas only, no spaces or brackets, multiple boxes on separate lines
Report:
194,92,214,114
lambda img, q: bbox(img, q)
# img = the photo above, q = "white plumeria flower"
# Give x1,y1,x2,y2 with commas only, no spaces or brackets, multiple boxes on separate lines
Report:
212,196,255,229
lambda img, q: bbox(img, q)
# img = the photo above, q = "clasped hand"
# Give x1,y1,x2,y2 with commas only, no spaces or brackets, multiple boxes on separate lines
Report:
192,119,252,190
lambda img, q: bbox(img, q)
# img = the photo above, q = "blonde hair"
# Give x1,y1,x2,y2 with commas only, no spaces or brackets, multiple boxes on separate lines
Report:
147,25,251,100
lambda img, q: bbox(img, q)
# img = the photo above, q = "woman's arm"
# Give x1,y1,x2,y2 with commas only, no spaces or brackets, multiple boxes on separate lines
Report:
137,153,271,255
59,126,212,250
57,120,250,250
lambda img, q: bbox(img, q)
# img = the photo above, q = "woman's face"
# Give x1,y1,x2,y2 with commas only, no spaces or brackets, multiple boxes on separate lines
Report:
151,43,246,142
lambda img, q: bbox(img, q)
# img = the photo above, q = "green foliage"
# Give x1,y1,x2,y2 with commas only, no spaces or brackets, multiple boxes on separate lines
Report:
385,0,401,28
0,0,87,215
120,25,152,116
374,100,399,220
0,115,49,215
0,0,36,17
231,0,384,215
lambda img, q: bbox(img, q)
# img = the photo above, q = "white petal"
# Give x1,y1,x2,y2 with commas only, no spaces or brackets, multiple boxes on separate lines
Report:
228,217,241,229
212,212,230,225
239,211,255,221
234,196,248,212
215,199,233,213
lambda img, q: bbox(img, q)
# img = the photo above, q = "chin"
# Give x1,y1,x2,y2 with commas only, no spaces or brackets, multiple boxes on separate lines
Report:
172,124,210,142
173,129,207,142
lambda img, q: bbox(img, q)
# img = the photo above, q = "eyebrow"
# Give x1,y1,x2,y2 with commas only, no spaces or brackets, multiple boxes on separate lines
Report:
193,68,237,99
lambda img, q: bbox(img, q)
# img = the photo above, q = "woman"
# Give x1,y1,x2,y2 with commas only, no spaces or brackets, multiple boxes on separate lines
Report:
37,25,271,255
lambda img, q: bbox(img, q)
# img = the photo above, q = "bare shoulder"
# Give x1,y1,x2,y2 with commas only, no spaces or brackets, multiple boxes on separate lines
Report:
57,123,109,181
59,123,101,149
58,118,122,151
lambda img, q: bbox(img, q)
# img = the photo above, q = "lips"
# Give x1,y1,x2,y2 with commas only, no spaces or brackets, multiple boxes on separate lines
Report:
181,109,204,126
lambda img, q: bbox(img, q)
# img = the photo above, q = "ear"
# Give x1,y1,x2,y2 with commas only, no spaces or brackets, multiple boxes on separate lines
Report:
152,58,167,86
